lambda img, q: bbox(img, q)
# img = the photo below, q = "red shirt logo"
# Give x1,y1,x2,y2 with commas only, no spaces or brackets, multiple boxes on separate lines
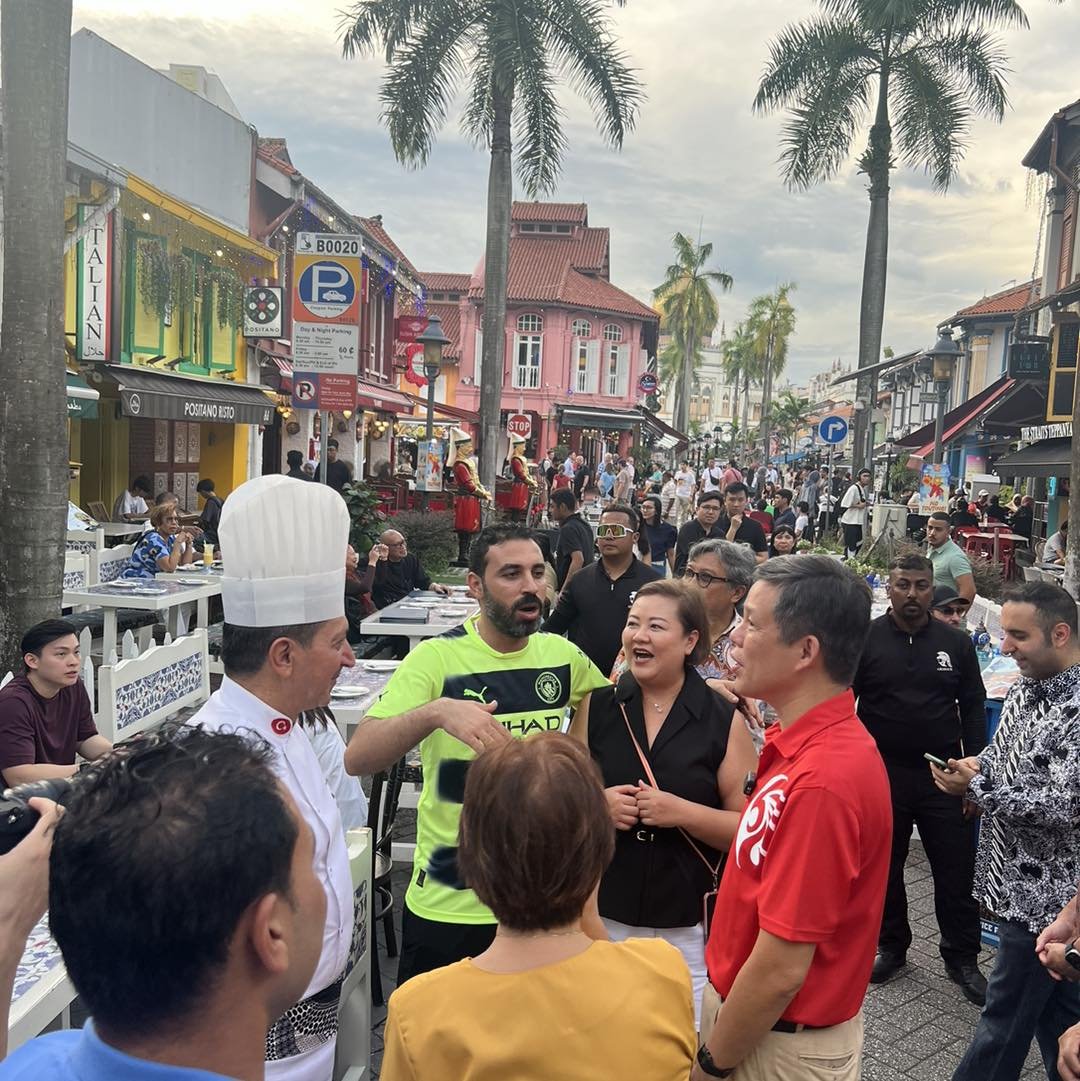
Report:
271,717,292,737
734,774,788,870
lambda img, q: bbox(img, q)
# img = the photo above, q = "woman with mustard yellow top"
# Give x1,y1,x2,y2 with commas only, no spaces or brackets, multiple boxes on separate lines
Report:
380,734,695,1081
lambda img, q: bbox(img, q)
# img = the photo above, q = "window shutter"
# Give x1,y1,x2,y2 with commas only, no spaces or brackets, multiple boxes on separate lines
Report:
1061,188,1078,291
616,344,631,397
511,334,523,389
535,333,543,388
587,340,600,393
473,328,483,383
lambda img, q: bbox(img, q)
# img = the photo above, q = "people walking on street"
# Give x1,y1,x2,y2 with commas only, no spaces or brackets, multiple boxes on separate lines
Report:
674,491,724,578
926,513,976,603
933,583,1080,1080
853,554,987,1004
840,469,872,559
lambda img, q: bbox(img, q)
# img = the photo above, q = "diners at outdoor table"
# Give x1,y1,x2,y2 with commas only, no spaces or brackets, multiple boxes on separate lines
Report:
380,733,697,1081
569,580,756,1026
110,475,151,522
194,479,223,550
0,795,60,1061
1047,520,1068,565
1011,495,1035,543
0,726,329,1081
0,620,112,788
344,543,378,640
365,530,449,609
121,504,196,579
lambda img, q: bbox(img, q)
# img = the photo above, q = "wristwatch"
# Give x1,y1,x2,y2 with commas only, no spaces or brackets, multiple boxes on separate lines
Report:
696,1044,736,1078
1064,940,1080,972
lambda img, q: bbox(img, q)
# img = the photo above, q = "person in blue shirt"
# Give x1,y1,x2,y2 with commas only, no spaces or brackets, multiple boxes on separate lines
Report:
121,503,195,579
0,725,327,1081
639,494,677,575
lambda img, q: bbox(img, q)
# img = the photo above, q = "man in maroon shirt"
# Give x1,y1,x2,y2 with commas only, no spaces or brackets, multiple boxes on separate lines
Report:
0,620,111,786
694,556,891,1081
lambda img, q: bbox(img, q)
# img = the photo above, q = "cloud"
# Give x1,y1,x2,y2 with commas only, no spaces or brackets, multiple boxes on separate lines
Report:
71,0,1079,384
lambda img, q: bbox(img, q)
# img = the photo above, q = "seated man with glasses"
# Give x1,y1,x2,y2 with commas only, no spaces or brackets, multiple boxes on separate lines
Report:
366,528,450,610
930,586,972,629
544,503,660,675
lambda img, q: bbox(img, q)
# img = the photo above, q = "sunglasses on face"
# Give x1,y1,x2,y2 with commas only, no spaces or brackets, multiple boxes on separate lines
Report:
937,605,968,616
683,569,731,588
597,523,634,539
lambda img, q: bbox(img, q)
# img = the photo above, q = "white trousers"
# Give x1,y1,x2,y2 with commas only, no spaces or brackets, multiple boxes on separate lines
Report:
602,917,707,1027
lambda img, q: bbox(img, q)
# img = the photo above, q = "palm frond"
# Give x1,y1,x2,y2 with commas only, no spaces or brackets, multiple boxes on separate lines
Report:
513,28,567,195
920,0,1028,32
461,33,495,144
339,0,441,62
891,50,968,189
914,26,1010,119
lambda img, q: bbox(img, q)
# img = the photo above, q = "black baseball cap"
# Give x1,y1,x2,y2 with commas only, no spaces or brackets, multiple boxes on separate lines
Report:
931,585,966,609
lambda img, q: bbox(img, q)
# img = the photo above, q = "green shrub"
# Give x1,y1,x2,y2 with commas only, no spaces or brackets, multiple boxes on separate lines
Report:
341,481,388,553
386,509,457,575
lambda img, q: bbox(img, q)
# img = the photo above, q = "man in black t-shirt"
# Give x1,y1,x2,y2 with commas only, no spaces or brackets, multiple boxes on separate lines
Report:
673,490,724,577
549,488,595,589
314,439,352,492
366,529,450,608
716,482,769,565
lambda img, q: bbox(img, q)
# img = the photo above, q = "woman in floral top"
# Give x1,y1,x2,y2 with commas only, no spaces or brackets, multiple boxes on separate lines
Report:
681,538,756,681
122,503,195,579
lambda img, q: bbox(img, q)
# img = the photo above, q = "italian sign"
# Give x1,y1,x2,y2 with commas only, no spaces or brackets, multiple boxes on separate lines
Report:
77,205,112,361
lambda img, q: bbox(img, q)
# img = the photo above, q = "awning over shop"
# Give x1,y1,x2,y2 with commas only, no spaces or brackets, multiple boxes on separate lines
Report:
559,406,644,430
102,365,276,426
66,372,99,419
639,408,689,450
399,391,480,425
895,376,1016,457
994,437,1071,478
357,378,414,414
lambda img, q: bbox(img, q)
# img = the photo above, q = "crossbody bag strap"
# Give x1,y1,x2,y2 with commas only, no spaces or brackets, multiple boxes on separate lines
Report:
618,701,721,882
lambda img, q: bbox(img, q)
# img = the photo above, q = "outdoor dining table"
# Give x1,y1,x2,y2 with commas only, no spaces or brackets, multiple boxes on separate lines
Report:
358,590,478,653
7,914,76,1054
61,577,221,658
970,531,1028,564
97,521,147,539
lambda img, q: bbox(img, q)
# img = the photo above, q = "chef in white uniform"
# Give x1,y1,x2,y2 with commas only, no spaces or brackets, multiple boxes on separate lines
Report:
189,474,355,1081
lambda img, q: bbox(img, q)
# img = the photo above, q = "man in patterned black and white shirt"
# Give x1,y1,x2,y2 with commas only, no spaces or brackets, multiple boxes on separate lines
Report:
933,582,1080,1081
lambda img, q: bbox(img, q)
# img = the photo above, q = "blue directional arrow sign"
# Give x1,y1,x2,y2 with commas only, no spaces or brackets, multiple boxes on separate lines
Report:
818,414,849,444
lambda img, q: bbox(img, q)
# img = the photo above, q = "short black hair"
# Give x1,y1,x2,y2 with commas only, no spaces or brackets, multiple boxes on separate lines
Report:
286,450,304,468
155,490,177,505
131,475,152,495
754,555,871,685
698,490,723,506
797,501,809,513
723,482,749,499
777,488,793,503
221,622,322,676
928,511,951,525
889,553,934,576
956,499,969,511
327,438,340,449
196,478,215,494
1003,581,1078,641
602,502,639,530
468,524,540,577
21,619,78,669
49,724,297,1038
549,488,577,513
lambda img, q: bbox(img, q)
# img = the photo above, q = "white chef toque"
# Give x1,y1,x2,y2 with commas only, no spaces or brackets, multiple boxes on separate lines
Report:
446,427,471,467
219,474,349,628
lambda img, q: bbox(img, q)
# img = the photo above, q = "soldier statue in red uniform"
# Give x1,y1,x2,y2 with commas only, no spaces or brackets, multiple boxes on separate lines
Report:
448,428,490,565
507,434,537,523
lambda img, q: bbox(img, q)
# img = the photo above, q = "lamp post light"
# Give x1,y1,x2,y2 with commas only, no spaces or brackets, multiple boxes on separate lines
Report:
415,313,451,507
925,331,962,466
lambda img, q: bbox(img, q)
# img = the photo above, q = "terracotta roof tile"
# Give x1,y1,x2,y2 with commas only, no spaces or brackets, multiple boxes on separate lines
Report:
512,201,588,224
952,279,1041,319
256,146,297,176
420,272,472,294
357,215,419,279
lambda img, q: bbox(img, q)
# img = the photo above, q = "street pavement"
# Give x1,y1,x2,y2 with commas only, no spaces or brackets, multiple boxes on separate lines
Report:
369,836,1048,1079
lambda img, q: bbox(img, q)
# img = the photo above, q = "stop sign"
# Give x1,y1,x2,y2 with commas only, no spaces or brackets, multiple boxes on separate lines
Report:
506,412,532,438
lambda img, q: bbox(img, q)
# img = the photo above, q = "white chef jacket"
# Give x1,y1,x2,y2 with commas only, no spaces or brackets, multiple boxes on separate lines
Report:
190,678,353,1081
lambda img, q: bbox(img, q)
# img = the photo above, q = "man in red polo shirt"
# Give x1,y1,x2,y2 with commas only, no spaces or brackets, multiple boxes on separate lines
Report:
693,555,891,1081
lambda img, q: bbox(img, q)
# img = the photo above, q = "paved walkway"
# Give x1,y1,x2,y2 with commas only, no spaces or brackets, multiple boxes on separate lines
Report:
369,838,1048,1079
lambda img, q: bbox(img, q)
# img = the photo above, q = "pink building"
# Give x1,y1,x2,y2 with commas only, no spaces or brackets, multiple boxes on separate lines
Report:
444,201,661,464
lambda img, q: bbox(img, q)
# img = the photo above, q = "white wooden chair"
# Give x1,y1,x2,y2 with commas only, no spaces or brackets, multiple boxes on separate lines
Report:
65,528,104,557
335,827,373,1081
93,543,134,585
0,671,12,690
62,552,90,594
96,628,210,743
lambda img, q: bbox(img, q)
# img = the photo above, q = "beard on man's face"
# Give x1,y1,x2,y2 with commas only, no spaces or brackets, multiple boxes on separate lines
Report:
481,592,543,638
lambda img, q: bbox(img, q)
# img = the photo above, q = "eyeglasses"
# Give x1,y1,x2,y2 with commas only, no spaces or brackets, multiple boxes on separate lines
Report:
597,524,634,539
683,569,731,588
937,605,968,616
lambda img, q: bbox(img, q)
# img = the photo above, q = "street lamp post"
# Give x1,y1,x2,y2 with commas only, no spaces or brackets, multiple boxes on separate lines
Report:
925,332,962,466
415,312,451,507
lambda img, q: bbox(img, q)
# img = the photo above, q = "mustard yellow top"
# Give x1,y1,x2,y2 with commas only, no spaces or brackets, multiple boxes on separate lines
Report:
381,939,695,1081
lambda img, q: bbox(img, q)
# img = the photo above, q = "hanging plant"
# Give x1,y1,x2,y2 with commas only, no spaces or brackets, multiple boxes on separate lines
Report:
194,263,244,329
137,240,172,319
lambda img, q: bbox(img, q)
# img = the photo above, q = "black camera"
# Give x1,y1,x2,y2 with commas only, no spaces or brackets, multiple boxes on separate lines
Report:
0,777,73,855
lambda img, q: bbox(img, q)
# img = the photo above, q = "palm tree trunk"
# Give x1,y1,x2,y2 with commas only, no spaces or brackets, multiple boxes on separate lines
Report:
674,321,694,435
0,0,73,672
760,334,775,466
478,82,513,491
852,62,892,474
740,369,750,457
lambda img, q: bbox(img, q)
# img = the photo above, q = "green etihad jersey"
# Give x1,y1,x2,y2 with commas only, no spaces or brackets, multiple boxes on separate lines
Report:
366,613,609,925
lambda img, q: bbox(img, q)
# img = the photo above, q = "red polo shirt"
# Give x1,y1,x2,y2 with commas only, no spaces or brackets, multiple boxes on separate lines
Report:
705,690,891,1027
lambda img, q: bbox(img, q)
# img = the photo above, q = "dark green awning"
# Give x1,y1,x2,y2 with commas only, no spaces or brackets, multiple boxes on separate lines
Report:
66,372,99,420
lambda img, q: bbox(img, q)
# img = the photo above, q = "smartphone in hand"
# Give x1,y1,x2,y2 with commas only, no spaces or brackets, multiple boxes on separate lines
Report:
924,752,953,773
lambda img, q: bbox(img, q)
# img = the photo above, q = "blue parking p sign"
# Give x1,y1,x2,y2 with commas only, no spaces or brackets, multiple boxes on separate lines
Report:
297,261,356,319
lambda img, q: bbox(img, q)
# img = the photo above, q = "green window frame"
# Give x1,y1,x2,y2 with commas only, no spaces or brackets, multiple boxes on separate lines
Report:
121,225,166,363
178,250,236,375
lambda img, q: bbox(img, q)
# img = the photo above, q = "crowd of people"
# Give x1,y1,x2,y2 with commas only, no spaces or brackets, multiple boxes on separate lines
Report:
5,455,1080,1081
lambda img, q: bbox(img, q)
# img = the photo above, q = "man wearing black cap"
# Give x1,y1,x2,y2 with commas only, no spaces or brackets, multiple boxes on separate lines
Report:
853,553,988,1004
931,585,971,630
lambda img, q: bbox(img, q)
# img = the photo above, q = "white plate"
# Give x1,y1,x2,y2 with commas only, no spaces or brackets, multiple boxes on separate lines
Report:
130,587,167,596
176,565,203,572
106,580,140,589
330,686,368,700
362,660,399,672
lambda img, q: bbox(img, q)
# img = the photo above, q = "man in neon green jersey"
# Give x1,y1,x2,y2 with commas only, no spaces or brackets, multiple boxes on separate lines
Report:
345,524,609,985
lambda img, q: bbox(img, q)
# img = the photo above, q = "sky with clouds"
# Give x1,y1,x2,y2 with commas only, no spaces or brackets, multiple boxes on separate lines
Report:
68,0,1078,386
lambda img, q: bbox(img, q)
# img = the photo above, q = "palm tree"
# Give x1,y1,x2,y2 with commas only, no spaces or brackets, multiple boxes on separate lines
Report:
771,390,812,454
653,232,733,435
754,0,1024,469
747,284,797,466
340,0,644,489
0,0,73,671
721,322,760,446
